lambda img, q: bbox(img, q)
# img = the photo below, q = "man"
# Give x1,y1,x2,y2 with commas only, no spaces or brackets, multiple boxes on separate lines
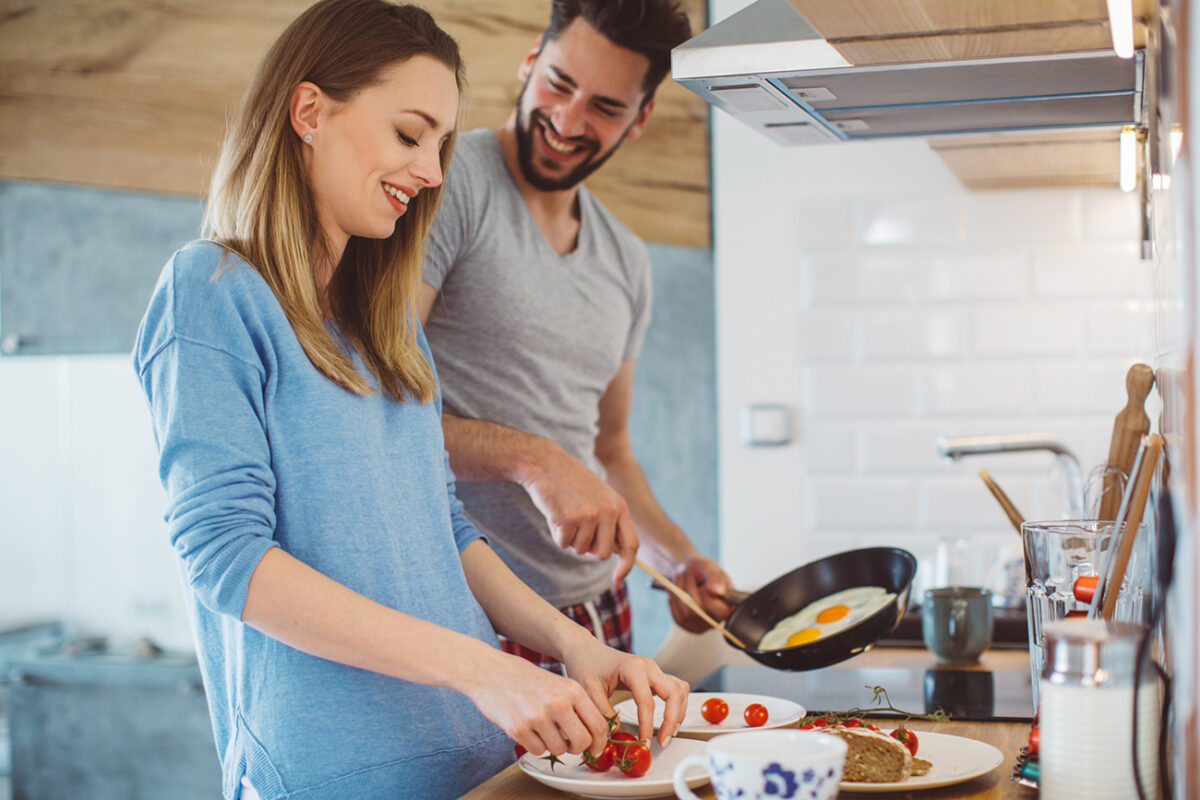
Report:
419,0,732,672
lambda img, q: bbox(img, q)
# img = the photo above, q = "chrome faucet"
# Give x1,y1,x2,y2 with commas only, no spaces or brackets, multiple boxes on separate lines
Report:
936,433,1085,518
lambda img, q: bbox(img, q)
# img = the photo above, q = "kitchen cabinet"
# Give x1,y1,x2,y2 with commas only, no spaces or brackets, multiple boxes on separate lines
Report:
929,128,1122,189
786,0,1152,190
0,0,711,248
788,0,1153,64
0,181,201,355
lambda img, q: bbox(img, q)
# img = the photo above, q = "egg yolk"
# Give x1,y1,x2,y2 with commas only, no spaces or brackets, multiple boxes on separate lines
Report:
816,604,851,624
786,628,821,647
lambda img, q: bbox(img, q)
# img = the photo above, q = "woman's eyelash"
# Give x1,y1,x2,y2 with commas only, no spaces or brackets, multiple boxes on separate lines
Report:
396,131,418,146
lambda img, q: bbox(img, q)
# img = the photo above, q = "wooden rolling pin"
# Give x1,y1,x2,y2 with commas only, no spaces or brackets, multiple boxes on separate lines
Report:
1098,364,1155,521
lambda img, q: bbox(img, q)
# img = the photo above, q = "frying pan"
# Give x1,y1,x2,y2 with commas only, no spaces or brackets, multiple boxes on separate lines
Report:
722,547,917,671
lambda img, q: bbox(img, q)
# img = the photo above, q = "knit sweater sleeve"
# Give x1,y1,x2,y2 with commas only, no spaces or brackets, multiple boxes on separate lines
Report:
133,247,279,619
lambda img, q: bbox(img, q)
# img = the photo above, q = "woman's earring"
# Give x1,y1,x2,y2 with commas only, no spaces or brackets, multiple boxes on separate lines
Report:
303,133,313,143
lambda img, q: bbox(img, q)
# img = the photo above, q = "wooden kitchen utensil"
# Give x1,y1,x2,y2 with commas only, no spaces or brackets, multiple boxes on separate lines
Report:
634,558,748,649
1098,364,1155,521
1094,433,1164,620
979,468,1025,534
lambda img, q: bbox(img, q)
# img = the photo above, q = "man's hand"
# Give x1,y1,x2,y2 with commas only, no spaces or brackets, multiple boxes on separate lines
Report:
667,556,737,633
521,444,639,587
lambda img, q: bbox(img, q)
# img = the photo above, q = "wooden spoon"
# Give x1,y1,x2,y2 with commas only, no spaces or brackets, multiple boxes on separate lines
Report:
1098,364,1155,521
1096,433,1163,620
978,468,1025,534
635,558,748,649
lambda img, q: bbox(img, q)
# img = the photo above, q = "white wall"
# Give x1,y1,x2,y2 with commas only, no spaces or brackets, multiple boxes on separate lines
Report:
709,23,1159,594
0,355,193,650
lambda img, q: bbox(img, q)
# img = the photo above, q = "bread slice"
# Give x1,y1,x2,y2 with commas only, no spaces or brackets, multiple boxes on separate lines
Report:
819,725,913,783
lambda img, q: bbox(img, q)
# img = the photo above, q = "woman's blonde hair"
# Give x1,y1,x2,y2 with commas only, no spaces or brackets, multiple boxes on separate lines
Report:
203,0,463,403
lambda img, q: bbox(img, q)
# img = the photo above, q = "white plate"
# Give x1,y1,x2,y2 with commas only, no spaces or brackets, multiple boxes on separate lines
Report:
839,729,1004,793
517,737,709,799
614,692,806,740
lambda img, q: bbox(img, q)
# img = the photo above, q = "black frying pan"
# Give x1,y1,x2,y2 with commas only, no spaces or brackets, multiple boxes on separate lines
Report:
723,547,917,671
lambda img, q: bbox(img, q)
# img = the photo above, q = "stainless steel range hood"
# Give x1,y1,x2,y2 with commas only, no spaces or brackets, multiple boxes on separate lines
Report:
672,0,1144,147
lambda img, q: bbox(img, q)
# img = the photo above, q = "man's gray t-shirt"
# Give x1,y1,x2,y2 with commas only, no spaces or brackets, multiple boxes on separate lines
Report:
422,129,652,608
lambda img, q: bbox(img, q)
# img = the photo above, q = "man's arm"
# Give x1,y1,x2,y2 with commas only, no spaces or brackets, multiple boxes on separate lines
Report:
595,361,735,631
420,282,640,586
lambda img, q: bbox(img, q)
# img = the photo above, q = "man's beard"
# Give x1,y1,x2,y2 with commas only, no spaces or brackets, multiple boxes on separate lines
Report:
513,82,630,192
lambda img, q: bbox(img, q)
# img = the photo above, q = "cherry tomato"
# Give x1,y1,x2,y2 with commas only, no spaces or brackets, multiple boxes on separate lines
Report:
513,744,527,760
799,723,814,730
582,742,616,772
1028,725,1040,755
843,718,862,728
867,723,881,732
744,703,769,727
618,742,653,778
609,731,638,760
890,727,919,756
701,697,730,724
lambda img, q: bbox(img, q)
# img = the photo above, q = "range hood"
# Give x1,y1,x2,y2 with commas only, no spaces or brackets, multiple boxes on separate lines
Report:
672,0,1144,147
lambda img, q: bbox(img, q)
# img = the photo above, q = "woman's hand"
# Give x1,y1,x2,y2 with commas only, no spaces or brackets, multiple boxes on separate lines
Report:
561,636,690,746
466,650,611,758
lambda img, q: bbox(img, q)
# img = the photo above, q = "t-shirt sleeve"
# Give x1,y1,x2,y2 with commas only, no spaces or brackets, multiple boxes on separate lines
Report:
622,245,654,363
442,451,486,553
133,263,278,620
422,151,475,292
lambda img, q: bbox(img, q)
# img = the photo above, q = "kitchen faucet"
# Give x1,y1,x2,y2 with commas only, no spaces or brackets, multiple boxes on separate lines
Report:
936,433,1086,519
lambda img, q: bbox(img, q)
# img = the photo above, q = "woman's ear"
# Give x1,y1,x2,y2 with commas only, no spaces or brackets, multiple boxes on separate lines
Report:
289,81,324,144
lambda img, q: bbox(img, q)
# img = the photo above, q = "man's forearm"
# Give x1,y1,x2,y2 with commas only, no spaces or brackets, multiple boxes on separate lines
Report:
441,412,552,485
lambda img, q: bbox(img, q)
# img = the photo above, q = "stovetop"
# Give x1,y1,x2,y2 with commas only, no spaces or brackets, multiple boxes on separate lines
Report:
694,662,1034,723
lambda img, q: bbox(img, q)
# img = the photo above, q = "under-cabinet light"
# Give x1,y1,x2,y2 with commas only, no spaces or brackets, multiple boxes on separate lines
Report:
1120,127,1138,192
1106,0,1135,59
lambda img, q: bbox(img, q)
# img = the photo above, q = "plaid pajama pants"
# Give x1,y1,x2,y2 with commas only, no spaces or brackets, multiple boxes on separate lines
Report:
498,582,632,675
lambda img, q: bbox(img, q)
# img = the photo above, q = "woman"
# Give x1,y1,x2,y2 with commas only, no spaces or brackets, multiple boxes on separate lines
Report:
132,2,687,798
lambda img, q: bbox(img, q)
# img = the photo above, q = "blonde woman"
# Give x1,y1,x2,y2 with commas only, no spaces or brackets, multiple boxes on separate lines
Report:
132,2,687,798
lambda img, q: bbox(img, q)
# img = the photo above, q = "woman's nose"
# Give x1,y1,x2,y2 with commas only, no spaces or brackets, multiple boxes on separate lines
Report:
411,147,443,188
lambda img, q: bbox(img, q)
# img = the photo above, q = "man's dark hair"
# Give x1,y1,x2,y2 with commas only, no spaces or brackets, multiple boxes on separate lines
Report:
541,0,692,99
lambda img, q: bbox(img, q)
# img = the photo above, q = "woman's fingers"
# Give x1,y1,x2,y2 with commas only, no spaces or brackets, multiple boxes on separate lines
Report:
652,672,690,744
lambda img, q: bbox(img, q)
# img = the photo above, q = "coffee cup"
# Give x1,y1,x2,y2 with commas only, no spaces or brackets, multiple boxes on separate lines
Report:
673,729,847,800
922,586,993,663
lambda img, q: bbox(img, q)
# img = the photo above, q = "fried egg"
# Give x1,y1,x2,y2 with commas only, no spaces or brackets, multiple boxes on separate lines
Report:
757,585,895,650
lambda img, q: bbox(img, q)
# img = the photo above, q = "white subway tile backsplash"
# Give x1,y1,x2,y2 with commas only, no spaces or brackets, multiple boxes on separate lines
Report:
799,310,856,361
805,366,918,417
1084,301,1157,356
856,194,966,247
807,254,919,307
1033,360,1139,415
860,423,960,473
968,189,1084,243
920,364,1032,416
801,422,857,472
1033,243,1153,298
1081,188,1143,242
918,475,1033,530
860,310,965,360
858,256,920,304
972,306,1085,358
918,250,1032,302
807,477,918,529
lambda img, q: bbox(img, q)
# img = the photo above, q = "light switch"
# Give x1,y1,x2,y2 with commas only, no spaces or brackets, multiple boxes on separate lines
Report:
739,404,793,446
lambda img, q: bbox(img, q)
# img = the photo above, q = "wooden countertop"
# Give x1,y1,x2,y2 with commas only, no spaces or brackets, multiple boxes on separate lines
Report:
459,648,1035,800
